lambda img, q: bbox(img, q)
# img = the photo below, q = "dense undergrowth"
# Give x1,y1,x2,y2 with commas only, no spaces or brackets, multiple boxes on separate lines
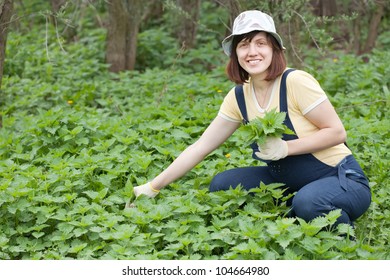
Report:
0,24,389,259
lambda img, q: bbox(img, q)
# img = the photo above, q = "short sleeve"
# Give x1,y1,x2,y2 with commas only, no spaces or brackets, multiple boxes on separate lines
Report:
218,87,242,123
287,70,328,115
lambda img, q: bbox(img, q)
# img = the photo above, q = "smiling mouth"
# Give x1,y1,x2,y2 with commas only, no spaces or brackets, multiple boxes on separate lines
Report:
248,59,261,65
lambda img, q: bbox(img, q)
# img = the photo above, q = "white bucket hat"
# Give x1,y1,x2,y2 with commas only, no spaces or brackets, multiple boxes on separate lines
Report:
222,10,285,56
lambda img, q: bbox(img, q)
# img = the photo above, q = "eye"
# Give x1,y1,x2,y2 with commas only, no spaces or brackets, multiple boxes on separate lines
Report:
256,40,267,46
238,41,249,48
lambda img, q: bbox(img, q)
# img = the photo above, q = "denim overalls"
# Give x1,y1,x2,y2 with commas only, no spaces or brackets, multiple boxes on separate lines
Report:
210,69,371,225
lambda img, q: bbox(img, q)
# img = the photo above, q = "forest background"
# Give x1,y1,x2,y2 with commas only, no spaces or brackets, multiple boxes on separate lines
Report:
0,0,389,260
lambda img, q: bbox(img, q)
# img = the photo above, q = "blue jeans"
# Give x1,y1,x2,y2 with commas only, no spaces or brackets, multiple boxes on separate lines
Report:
210,155,371,226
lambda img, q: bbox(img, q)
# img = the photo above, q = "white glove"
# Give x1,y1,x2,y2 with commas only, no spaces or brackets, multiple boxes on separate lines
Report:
125,182,159,208
133,182,160,198
255,137,288,161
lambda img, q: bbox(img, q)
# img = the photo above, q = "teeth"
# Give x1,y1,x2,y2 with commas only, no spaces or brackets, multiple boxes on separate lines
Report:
248,60,260,65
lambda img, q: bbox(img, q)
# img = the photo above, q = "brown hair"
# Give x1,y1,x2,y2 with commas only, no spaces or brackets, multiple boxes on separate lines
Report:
225,31,287,84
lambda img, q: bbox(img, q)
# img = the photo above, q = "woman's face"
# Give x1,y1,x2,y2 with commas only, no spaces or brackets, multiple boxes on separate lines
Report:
236,32,273,79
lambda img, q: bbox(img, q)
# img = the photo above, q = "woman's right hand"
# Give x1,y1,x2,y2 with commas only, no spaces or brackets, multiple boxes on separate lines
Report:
133,182,160,198
125,182,159,208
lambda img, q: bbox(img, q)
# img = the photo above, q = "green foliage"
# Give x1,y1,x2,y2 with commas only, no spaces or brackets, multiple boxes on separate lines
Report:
238,109,295,146
1,5,389,260
136,28,179,71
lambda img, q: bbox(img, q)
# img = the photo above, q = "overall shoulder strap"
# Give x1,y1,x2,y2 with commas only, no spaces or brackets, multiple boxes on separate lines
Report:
279,68,297,139
279,68,296,113
234,85,249,124
235,84,260,159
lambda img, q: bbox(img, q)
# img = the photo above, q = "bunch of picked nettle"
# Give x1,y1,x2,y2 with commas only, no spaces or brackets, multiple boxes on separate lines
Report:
238,109,295,146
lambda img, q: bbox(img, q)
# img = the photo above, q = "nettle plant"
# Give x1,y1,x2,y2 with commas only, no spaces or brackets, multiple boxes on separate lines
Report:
238,109,295,146
0,93,382,260
0,24,389,260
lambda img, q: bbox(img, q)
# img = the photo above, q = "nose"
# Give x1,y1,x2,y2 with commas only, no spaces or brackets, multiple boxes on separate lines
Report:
247,42,257,55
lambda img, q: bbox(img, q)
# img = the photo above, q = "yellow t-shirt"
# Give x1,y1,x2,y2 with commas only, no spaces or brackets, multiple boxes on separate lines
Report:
218,69,351,167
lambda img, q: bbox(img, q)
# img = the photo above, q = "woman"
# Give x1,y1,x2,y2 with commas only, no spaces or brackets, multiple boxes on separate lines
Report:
127,10,371,227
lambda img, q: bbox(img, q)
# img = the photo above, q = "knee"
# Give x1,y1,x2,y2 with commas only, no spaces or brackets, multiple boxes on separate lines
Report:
293,193,353,227
209,172,231,192
292,191,322,222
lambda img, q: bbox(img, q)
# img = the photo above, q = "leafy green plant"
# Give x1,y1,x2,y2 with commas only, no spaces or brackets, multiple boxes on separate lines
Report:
238,109,295,146
1,13,389,260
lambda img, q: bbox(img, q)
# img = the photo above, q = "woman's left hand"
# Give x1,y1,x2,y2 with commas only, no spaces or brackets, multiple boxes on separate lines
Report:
255,137,288,161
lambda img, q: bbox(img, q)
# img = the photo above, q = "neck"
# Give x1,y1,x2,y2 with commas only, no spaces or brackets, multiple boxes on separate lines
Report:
252,79,273,95
252,79,274,108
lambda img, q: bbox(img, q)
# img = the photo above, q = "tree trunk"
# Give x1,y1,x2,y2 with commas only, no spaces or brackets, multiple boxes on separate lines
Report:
0,0,13,90
175,0,201,49
106,0,142,72
225,0,240,37
50,0,66,12
106,0,128,72
126,0,142,70
360,1,384,55
0,0,13,128
310,0,337,16
351,16,361,54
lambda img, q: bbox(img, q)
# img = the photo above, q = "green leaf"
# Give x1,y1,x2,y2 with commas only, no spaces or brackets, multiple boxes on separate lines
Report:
238,109,295,146
277,235,292,249
297,218,322,236
0,236,10,247
70,126,83,136
32,232,45,239
211,216,234,230
69,241,88,254
300,236,321,253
